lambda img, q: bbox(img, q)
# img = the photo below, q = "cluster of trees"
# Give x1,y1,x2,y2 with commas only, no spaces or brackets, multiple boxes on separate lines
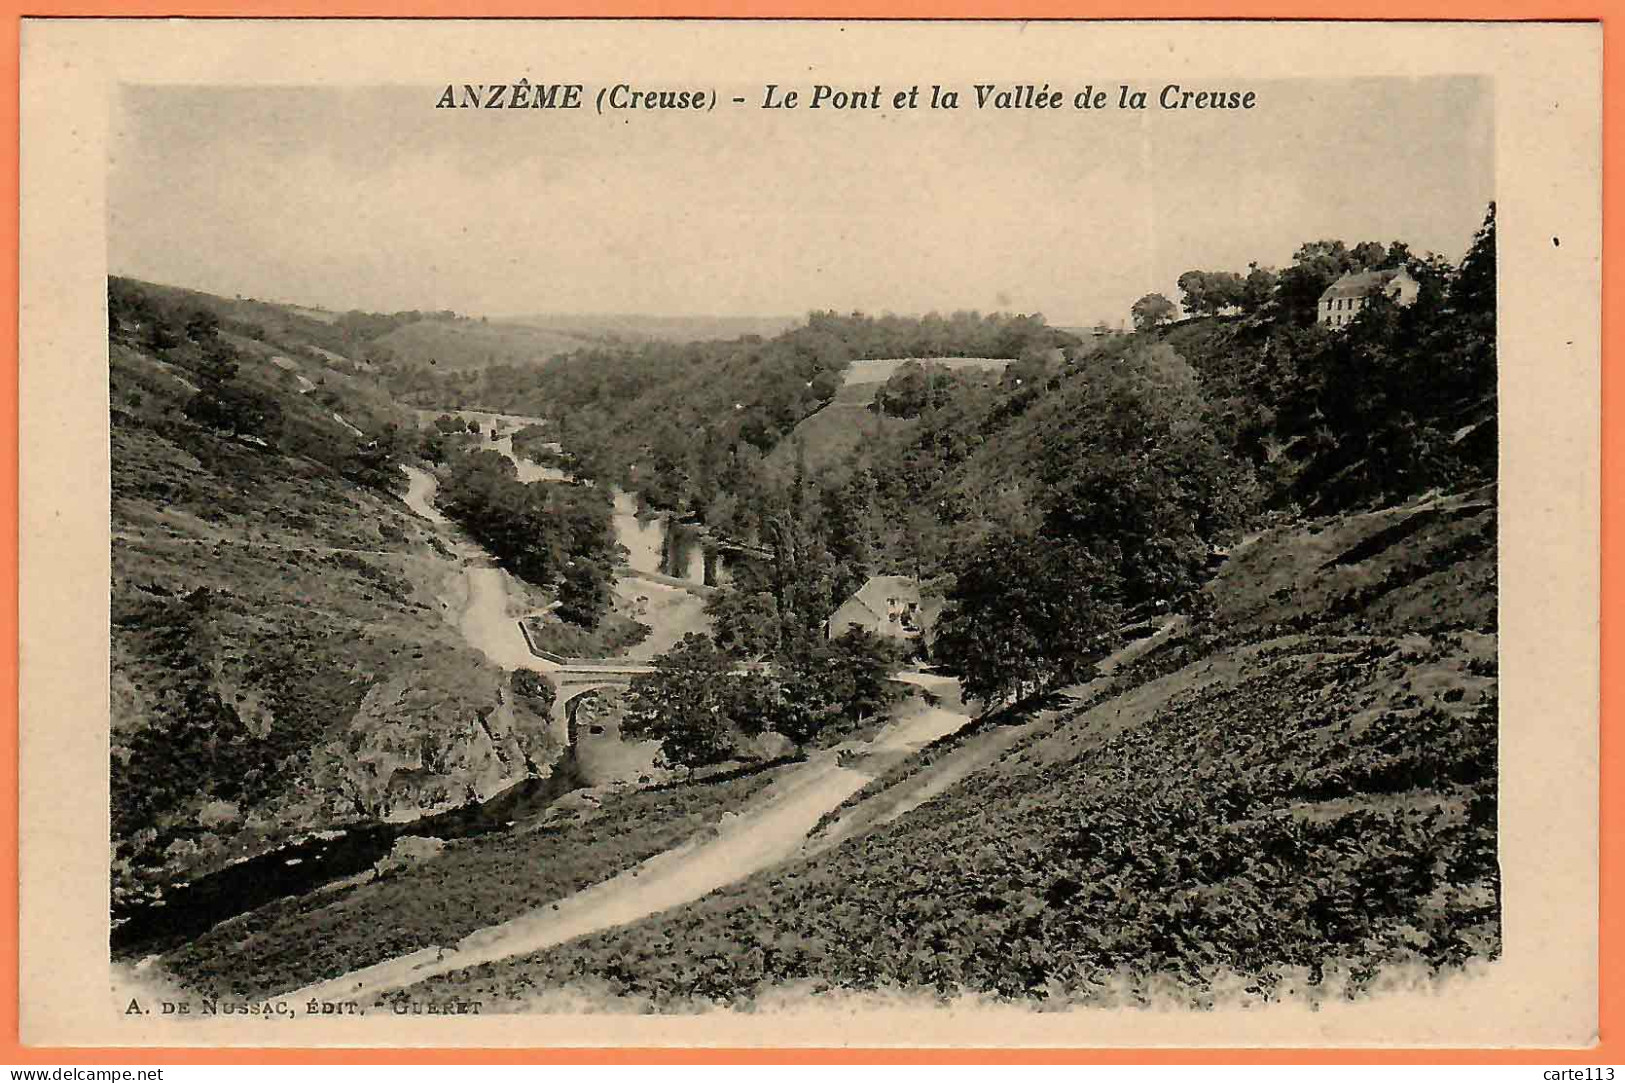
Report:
872,360,998,419
1175,265,1283,317
1272,239,1423,324
1133,205,1495,511
636,335,1251,714
436,449,620,626
332,308,459,344
620,628,902,768
1133,237,1428,330
1273,208,1495,506
928,342,1250,705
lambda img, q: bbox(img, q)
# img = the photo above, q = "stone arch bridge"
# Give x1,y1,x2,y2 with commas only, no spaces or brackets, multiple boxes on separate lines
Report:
540,661,655,742
518,627,767,744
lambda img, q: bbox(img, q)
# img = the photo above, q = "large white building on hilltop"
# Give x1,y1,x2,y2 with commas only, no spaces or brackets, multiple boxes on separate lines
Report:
1318,267,1421,329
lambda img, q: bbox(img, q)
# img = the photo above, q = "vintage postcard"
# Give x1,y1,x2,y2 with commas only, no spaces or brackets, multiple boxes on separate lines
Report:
17,19,1601,1048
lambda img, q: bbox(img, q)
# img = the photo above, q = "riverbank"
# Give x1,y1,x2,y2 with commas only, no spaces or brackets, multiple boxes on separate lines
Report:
111,461,580,958
280,675,978,1006
113,763,586,960
153,766,789,1000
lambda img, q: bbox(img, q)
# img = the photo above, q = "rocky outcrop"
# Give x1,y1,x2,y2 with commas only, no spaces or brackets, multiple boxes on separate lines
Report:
310,671,564,823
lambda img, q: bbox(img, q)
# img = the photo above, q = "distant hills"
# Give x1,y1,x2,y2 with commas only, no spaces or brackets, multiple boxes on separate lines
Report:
496,312,801,344
108,277,805,382
371,314,804,374
369,318,600,373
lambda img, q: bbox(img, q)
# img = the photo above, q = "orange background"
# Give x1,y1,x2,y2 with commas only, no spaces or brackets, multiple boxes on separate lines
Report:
0,3,1614,1066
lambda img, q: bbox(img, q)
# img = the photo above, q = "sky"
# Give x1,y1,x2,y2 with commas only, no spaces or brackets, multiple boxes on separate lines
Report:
109,77,1492,328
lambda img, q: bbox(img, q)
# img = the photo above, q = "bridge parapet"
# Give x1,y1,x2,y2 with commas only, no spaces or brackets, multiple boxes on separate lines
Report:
516,620,663,671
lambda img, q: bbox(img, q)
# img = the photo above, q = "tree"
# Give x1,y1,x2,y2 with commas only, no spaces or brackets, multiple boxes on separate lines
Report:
874,360,931,417
1452,202,1496,322
345,437,403,493
510,668,558,718
932,531,1123,709
1276,239,1355,324
770,627,903,744
620,634,746,768
1215,272,1248,312
1240,263,1279,315
198,335,240,386
144,313,181,352
706,588,782,659
819,627,905,726
1349,240,1388,270
1437,202,1497,454
184,383,284,443
556,560,613,628
184,309,221,344
1131,293,1178,331
1043,454,1220,608
1177,272,1245,317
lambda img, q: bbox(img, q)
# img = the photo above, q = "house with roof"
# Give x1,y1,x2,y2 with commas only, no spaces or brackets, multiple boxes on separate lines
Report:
826,574,944,649
1317,267,1421,329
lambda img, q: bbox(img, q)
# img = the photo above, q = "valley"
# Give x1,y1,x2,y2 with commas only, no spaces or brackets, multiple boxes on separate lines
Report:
109,209,1501,1012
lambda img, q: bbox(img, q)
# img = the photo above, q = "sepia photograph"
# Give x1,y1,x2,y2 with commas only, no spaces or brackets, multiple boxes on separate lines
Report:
14,18,1602,1050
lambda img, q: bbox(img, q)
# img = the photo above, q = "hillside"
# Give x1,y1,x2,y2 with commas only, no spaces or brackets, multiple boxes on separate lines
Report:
110,277,404,376
369,318,598,373
373,483,1498,1010
108,281,562,926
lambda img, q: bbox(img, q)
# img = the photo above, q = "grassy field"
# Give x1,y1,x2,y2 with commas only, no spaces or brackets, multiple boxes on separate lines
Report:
840,357,1013,386
769,358,1013,473
382,488,1498,1011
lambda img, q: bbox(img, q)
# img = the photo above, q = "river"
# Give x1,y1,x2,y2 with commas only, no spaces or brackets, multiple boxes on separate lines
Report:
444,410,744,589
111,768,585,957
446,415,731,660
